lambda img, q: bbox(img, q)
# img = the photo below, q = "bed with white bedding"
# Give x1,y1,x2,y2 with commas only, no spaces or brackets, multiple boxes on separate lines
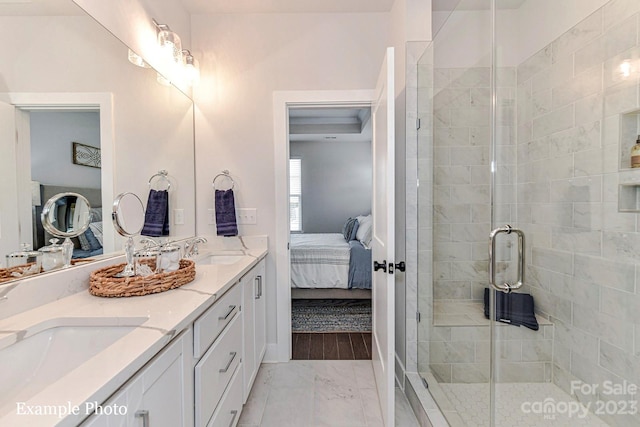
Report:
290,233,351,289
290,214,373,290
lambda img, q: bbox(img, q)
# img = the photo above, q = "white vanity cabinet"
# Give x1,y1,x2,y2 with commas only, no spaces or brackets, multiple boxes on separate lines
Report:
81,255,267,427
242,259,266,401
82,329,194,427
194,282,243,427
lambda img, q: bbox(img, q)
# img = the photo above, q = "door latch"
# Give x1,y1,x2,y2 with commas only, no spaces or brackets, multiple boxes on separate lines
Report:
374,260,387,273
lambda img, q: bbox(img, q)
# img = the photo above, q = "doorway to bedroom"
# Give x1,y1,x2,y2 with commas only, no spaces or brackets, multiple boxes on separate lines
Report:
287,106,374,360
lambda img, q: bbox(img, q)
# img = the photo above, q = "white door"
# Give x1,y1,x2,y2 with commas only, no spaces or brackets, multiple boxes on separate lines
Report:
371,47,395,426
0,101,20,259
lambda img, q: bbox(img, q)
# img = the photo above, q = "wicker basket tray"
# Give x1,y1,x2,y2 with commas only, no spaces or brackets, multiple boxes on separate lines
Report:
0,263,39,283
89,259,196,298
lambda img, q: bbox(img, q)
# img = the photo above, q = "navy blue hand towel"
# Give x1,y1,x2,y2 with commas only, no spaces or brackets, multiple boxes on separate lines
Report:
141,189,170,237
483,288,539,331
215,189,238,236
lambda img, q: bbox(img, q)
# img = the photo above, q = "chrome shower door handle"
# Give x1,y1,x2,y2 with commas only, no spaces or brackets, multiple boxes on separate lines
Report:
488,224,525,293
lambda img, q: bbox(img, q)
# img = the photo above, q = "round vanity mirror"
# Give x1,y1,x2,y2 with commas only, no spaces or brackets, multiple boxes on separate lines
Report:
41,192,92,238
112,192,145,237
112,192,145,277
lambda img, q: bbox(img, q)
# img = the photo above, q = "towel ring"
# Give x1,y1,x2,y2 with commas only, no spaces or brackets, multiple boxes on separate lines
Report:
213,170,235,191
149,170,171,191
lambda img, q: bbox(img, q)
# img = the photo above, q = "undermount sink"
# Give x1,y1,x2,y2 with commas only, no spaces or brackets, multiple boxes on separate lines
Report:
196,253,245,265
0,317,147,410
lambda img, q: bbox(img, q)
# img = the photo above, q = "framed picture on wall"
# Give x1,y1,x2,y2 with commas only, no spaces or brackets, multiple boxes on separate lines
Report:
72,142,101,169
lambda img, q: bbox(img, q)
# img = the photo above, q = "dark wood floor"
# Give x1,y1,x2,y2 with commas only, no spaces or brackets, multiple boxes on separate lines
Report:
292,332,372,360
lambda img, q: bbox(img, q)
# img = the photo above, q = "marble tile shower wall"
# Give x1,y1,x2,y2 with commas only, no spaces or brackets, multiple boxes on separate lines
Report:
431,66,516,304
516,3,640,426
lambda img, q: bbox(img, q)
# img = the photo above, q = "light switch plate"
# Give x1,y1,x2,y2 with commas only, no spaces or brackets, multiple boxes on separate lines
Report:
174,209,184,225
237,208,257,224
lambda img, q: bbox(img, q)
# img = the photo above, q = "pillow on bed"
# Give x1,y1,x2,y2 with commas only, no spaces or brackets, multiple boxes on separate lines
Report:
356,215,372,246
77,231,92,251
84,227,103,250
341,217,360,241
89,221,104,246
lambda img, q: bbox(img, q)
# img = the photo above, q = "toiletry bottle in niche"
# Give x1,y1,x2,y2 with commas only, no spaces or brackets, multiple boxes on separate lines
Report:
632,135,640,168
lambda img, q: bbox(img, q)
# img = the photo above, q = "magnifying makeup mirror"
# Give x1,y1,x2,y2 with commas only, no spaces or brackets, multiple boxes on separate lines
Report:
40,192,92,269
111,192,145,277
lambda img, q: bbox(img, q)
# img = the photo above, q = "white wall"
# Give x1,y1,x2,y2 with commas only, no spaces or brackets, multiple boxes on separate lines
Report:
30,111,101,189
290,140,372,233
192,12,390,350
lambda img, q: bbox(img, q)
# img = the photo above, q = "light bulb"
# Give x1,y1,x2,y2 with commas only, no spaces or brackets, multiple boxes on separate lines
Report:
620,60,632,78
157,25,182,65
182,50,200,87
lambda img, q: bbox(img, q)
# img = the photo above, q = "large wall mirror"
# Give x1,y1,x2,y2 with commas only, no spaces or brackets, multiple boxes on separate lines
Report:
0,0,196,284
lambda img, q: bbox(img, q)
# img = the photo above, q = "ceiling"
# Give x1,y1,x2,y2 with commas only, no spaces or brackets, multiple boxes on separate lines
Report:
289,107,372,143
180,0,395,14
0,0,83,16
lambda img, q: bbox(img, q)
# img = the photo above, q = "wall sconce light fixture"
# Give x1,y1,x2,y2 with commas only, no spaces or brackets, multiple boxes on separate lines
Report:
182,49,200,87
153,19,183,66
128,19,200,88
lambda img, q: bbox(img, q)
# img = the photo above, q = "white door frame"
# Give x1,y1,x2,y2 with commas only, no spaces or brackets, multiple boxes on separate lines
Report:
6,92,115,253
272,89,375,362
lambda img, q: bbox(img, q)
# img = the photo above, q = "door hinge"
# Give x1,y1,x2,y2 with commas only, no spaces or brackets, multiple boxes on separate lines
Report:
416,118,421,130
416,311,421,323
287,242,290,250
421,376,429,389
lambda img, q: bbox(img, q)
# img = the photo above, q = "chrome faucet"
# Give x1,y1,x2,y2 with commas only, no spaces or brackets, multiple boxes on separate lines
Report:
139,237,160,248
184,237,208,258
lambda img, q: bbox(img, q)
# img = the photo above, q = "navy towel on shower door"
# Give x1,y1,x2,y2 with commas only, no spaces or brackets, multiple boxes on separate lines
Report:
215,189,238,236
141,189,170,237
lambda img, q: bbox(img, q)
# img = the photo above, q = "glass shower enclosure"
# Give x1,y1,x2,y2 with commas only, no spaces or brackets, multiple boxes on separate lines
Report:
416,0,640,425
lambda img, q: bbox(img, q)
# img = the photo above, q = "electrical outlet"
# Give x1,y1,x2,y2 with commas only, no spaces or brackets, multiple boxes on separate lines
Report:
237,208,257,224
207,209,215,225
174,209,184,225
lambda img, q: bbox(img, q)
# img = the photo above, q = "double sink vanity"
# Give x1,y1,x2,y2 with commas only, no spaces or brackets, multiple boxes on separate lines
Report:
0,237,267,427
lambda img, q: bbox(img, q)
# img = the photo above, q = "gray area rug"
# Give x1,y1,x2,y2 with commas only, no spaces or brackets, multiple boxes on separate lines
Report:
291,299,372,332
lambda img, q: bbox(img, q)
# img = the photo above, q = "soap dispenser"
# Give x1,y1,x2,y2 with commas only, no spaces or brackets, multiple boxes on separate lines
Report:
631,135,640,168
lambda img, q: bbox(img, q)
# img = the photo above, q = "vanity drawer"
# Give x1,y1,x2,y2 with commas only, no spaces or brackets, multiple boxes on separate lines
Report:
207,362,243,427
195,313,242,427
194,283,241,358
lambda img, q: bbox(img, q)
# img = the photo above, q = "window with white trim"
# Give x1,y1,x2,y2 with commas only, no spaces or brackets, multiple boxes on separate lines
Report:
289,158,302,232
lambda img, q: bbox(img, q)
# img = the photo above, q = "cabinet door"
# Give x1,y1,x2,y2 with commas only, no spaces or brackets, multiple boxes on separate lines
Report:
242,271,256,402
80,331,191,427
254,259,266,366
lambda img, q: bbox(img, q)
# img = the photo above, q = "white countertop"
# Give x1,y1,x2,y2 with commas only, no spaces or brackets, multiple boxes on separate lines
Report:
0,244,267,427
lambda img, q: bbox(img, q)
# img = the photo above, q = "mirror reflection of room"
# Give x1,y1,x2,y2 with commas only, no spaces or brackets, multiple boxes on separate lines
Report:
288,106,374,360
30,111,103,259
0,0,196,285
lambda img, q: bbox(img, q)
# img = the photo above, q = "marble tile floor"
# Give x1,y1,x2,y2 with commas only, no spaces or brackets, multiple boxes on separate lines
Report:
238,360,421,427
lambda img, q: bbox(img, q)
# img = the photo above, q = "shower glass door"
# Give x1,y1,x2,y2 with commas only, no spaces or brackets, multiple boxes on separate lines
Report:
417,0,494,424
418,0,640,425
